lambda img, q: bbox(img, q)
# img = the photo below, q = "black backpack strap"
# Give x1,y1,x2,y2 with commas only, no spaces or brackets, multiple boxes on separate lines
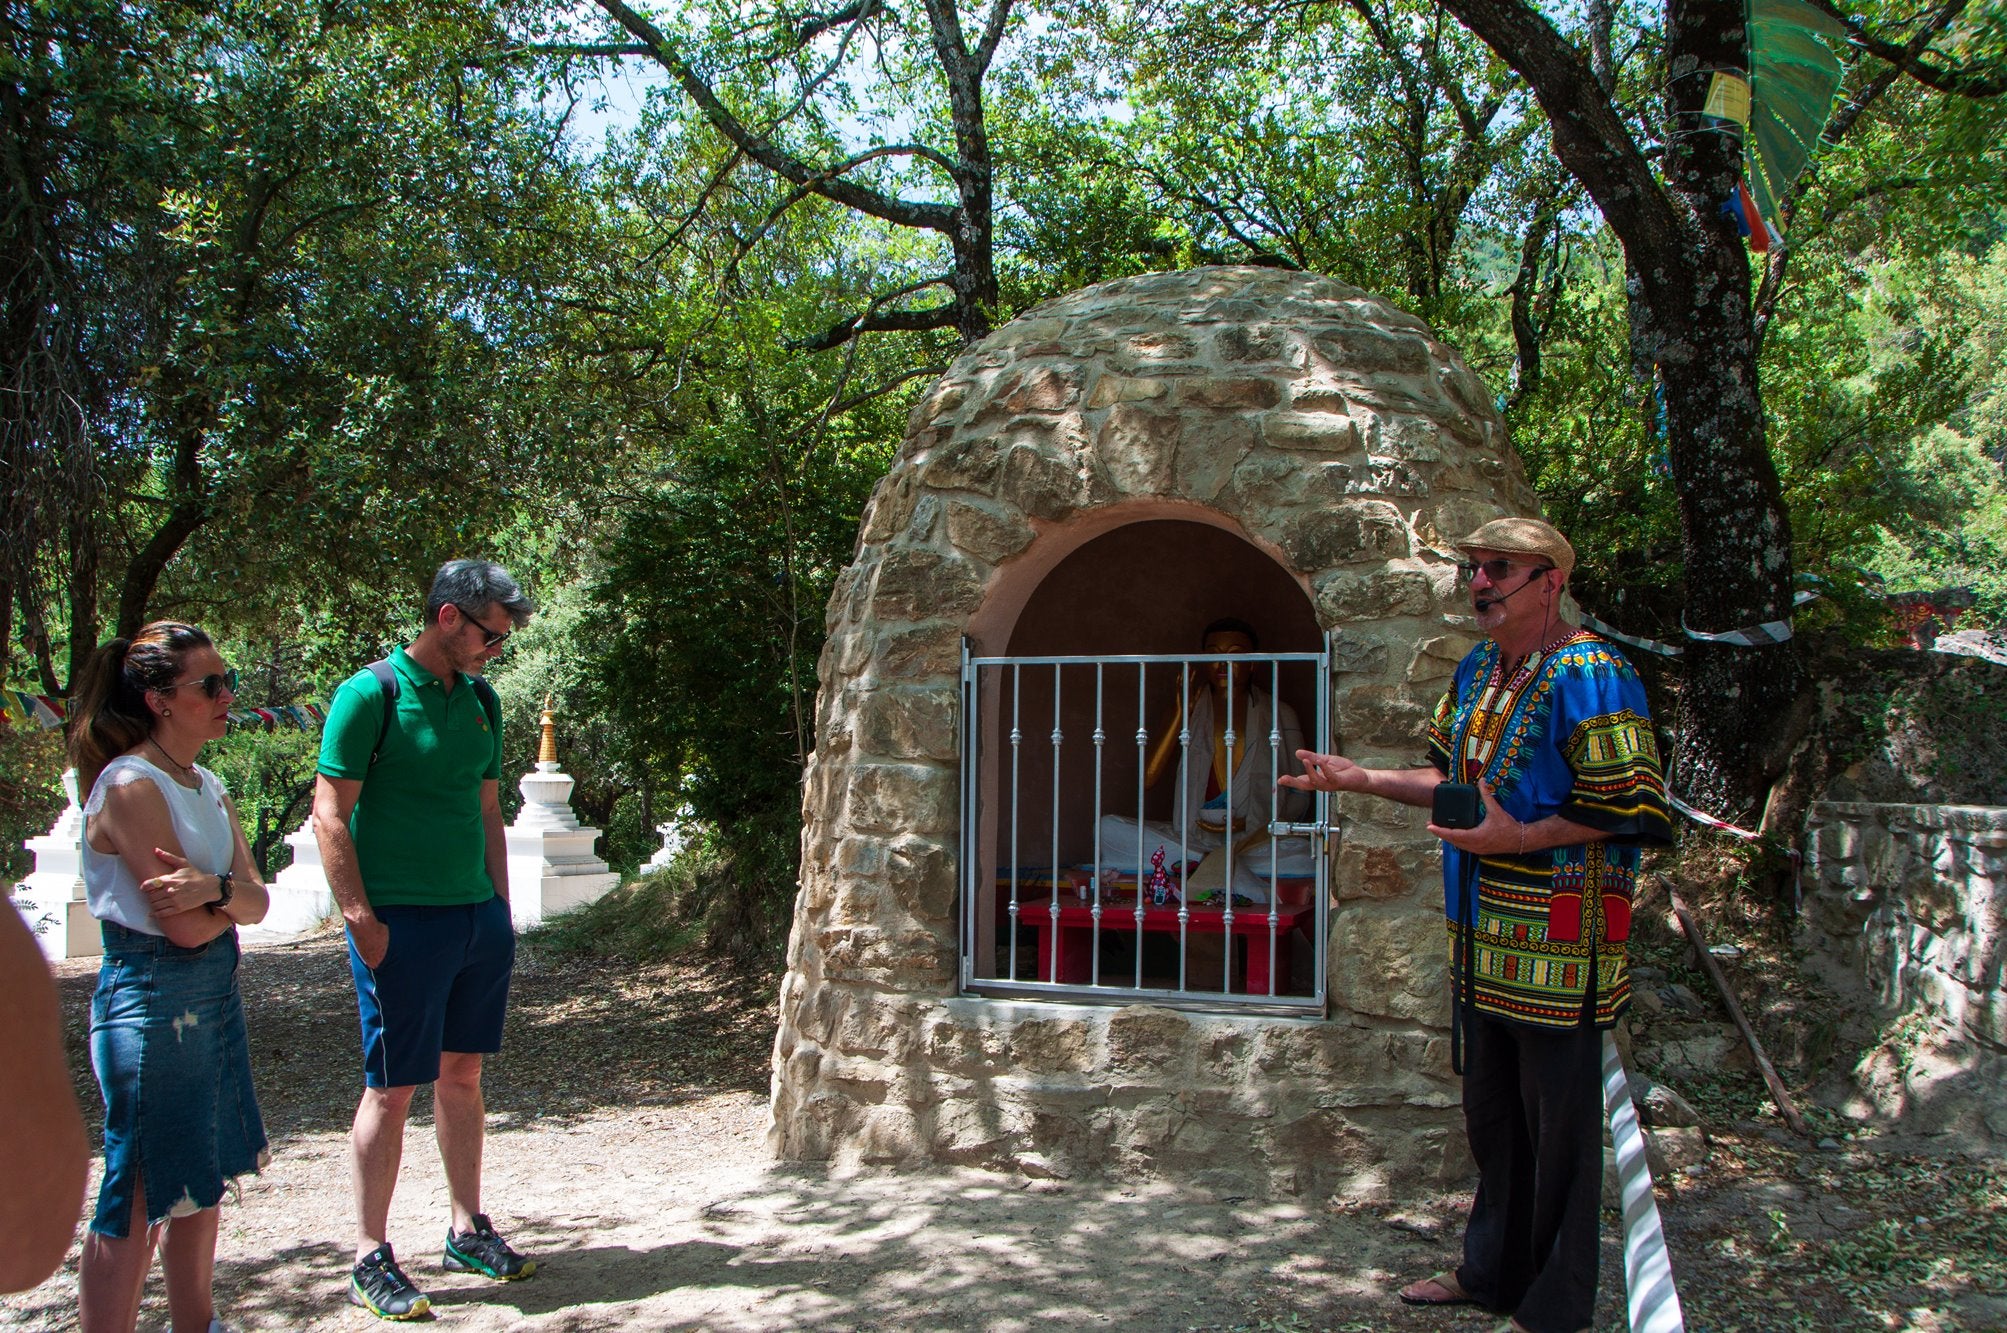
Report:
469,674,501,735
366,658,399,767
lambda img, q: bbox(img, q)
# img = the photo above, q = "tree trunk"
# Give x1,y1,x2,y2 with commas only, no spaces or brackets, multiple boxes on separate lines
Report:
1437,0,1800,819
64,507,98,692
20,592,61,697
115,499,209,638
1636,244,1799,819
924,0,1000,344
1645,0,1800,820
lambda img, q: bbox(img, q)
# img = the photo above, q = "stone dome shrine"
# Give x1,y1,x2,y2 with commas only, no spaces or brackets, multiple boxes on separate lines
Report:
769,266,1542,1198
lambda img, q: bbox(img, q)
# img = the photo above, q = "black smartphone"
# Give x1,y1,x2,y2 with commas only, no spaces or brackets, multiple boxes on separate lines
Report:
1432,781,1485,829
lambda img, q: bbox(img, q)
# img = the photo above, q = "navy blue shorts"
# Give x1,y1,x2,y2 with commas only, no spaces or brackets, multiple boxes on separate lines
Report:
347,895,515,1089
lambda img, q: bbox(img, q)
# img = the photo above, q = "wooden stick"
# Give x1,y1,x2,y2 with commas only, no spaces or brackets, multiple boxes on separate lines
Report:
1668,891,1812,1138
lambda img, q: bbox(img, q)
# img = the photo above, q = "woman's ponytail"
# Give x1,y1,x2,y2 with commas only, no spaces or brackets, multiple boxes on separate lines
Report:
66,622,211,798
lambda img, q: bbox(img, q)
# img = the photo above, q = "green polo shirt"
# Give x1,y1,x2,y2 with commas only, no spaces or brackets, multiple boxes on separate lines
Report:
317,646,503,908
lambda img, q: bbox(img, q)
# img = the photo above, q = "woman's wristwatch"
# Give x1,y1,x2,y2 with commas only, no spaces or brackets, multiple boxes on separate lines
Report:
208,869,235,915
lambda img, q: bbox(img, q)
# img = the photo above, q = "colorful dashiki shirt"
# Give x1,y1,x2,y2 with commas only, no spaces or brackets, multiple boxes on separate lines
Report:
1426,630,1673,1029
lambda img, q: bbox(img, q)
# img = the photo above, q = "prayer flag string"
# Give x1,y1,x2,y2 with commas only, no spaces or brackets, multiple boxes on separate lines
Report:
1580,589,1819,658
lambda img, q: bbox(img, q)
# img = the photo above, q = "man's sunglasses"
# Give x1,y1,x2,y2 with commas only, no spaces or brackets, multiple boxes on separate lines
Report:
155,669,238,699
456,605,513,649
1457,558,1553,584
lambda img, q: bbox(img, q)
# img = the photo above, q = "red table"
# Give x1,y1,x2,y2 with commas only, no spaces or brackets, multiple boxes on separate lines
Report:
1012,896,1314,995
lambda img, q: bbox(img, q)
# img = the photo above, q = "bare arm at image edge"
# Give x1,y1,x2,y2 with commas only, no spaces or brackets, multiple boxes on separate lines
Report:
0,905,88,1293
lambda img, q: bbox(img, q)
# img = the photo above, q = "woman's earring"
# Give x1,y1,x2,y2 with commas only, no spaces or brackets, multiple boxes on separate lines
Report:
162,709,171,717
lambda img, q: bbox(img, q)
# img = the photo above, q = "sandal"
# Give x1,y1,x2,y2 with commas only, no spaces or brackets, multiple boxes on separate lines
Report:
1399,1271,1481,1307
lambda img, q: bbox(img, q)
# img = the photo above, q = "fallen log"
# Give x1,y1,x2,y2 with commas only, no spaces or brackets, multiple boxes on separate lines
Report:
1668,891,1812,1138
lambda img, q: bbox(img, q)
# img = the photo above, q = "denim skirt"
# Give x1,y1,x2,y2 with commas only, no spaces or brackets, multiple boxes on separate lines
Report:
89,920,269,1236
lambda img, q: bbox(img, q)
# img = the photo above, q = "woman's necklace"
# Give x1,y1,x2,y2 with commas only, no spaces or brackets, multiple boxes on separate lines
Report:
149,736,200,785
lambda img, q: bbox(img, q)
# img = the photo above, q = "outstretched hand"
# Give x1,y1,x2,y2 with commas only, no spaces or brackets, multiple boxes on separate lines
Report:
1280,750,1369,794
1426,780,1528,855
140,847,218,918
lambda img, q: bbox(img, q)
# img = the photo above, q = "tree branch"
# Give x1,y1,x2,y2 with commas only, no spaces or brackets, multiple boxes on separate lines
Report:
1804,0,2007,97
1587,0,1616,95
592,0,958,232
793,0,882,45
786,276,958,352
1505,188,1564,409
1433,0,1678,255
974,0,1016,76
828,363,948,416
525,42,653,57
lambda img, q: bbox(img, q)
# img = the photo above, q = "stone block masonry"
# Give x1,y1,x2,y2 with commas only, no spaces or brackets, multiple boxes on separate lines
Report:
1801,801,2007,1138
773,266,1544,1195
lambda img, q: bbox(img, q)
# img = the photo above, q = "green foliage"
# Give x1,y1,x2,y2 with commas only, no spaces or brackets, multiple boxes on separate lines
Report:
7,0,614,685
578,353,893,946
14,0,2007,960
0,725,69,885
523,825,789,968
201,727,321,876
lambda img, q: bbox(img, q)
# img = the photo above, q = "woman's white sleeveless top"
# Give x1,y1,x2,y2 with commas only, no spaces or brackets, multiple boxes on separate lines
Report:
82,754,235,935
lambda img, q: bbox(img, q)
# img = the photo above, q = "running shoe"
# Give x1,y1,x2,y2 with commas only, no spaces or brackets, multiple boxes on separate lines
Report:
443,1213,536,1280
349,1243,431,1320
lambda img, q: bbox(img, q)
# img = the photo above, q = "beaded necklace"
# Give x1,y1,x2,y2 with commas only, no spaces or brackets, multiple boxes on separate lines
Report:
1458,627,1583,782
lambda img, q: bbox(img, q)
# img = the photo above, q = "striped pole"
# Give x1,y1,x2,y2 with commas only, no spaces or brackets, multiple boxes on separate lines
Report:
1603,1031,1686,1333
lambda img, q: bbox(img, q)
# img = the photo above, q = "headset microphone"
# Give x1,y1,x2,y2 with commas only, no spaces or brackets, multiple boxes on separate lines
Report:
1474,569,1550,611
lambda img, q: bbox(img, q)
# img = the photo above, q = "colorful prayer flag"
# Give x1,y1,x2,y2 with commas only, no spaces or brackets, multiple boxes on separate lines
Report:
1703,72,1752,126
1743,0,1847,242
1737,182,1771,253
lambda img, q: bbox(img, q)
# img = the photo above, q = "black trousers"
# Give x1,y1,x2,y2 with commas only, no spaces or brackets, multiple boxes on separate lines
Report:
1454,1009,1604,1333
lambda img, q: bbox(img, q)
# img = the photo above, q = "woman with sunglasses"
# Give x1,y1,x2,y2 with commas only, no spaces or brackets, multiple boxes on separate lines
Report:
68,621,270,1333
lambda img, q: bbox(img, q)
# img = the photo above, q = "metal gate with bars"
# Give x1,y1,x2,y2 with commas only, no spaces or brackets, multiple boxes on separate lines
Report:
959,638,1334,1012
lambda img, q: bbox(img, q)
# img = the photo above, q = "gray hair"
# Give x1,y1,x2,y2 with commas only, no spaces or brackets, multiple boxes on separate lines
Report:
427,559,534,629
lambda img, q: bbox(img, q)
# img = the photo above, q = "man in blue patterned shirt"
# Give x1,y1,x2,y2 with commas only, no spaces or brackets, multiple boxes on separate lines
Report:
1283,517,1672,1333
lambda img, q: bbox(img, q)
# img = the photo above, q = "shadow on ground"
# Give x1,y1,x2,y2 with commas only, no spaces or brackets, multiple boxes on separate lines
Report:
45,927,775,1144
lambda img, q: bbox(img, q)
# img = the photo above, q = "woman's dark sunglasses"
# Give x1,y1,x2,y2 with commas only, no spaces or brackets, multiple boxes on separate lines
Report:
156,669,238,699
456,605,513,649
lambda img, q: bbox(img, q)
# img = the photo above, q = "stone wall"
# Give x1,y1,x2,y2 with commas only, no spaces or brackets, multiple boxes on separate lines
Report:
771,266,1542,1196
1801,801,2007,1137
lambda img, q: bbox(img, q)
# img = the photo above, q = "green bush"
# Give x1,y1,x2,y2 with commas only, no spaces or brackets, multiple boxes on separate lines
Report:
525,819,793,971
0,724,68,885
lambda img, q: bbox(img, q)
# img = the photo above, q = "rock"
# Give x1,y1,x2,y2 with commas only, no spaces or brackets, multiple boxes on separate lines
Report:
844,763,957,835
870,549,984,622
1657,983,1706,1016
944,497,1034,564
1639,1082,1703,1130
1179,376,1283,410
1647,1125,1709,1173
1641,1132,1668,1179
854,687,961,763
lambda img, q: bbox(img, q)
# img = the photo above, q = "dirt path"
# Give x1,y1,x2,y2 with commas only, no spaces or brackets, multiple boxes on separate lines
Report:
5,930,2002,1332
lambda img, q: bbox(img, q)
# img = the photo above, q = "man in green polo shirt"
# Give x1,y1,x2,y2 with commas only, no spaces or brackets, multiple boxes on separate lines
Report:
313,559,536,1320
